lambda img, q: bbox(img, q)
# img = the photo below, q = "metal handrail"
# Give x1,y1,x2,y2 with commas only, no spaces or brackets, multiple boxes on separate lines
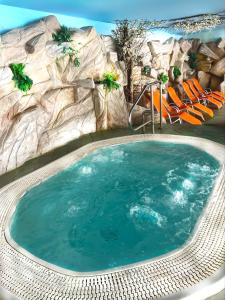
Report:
128,80,162,132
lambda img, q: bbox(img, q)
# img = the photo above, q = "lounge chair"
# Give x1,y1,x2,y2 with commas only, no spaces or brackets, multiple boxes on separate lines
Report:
186,80,223,109
149,89,202,125
167,86,205,121
181,83,214,117
182,82,222,110
191,78,225,104
186,79,224,108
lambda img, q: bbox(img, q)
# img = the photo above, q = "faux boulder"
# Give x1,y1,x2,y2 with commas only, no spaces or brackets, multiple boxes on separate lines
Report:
199,44,220,60
210,75,222,90
134,35,224,100
198,71,211,89
179,39,192,53
219,75,225,93
148,38,174,56
210,57,225,77
217,38,225,49
0,16,128,175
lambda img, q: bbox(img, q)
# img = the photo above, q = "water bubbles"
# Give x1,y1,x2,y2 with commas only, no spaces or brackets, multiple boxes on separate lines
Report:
79,166,93,175
129,205,167,229
92,154,109,163
182,179,194,190
110,149,126,162
91,148,126,164
141,195,153,205
66,205,78,217
166,169,178,184
64,199,87,218
185,162,219,198
139,188,153,205
187,162,213,177
64,204,80,217
171,190,187,207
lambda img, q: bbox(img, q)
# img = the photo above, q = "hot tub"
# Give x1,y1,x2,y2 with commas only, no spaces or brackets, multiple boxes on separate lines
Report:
1,134,225,300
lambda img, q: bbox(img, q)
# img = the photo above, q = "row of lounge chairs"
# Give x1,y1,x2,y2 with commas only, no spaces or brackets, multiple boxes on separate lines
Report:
145,78,225,126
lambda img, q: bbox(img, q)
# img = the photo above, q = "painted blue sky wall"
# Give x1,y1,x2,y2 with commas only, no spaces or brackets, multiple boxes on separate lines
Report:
0,5,115,35
0,0,224,23
0,3,224,42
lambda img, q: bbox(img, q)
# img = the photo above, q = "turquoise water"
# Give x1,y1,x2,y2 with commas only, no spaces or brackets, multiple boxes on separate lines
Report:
10,141,220,272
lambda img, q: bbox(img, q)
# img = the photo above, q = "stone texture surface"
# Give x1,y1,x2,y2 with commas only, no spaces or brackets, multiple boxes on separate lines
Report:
219,75,225,93
198,71,211,89
190,39,201,52
148,38,174,56
179,39,192,53
199,44,220,60
0,16,128,175
196,58,212,72
136,36,224,93
101,35,116,52
107,88,129,129
170,40,180,66
207,42,225,59
210,57,225,77
217,38,225,49
210,75,222,90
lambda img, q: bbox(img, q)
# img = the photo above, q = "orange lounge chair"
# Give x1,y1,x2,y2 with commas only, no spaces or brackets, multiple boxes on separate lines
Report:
183,82,222,108
167,87,205,121
191,78,225,103
151,90,202,125
182,82,214,117
186,80,222,109
187,79,223,108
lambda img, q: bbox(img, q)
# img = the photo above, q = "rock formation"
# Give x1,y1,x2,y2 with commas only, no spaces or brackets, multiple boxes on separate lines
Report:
129,36,225,94
0,15,224,176
0,16,128,175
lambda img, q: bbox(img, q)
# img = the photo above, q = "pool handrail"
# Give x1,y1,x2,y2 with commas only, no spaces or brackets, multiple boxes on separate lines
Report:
128,80,163,133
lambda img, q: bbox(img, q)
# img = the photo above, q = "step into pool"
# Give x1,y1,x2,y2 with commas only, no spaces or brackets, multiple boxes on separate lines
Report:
9,141,220,272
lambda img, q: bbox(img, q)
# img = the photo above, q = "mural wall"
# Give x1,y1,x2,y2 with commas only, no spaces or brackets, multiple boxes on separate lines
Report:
0,4,115,35
1,4,225,40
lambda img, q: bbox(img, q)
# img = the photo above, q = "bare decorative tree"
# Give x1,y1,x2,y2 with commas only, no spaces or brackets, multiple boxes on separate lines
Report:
112,19,150,103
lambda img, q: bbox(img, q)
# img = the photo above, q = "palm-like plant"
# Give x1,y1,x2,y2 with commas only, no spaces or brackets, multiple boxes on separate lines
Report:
99,72,121,92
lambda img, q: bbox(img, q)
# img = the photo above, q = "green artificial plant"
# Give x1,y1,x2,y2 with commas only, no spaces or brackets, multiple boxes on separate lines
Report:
10,63,33,93
99,72,121,92
63,46,80,67
143,65,151,76
173,66,181,79
52,25,72,44
158,73,169,84
52,25,80,67
188,52,197,69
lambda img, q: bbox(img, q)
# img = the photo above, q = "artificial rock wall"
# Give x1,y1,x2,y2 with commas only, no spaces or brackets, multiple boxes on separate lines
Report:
132,36,225,96
0,16,128,175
